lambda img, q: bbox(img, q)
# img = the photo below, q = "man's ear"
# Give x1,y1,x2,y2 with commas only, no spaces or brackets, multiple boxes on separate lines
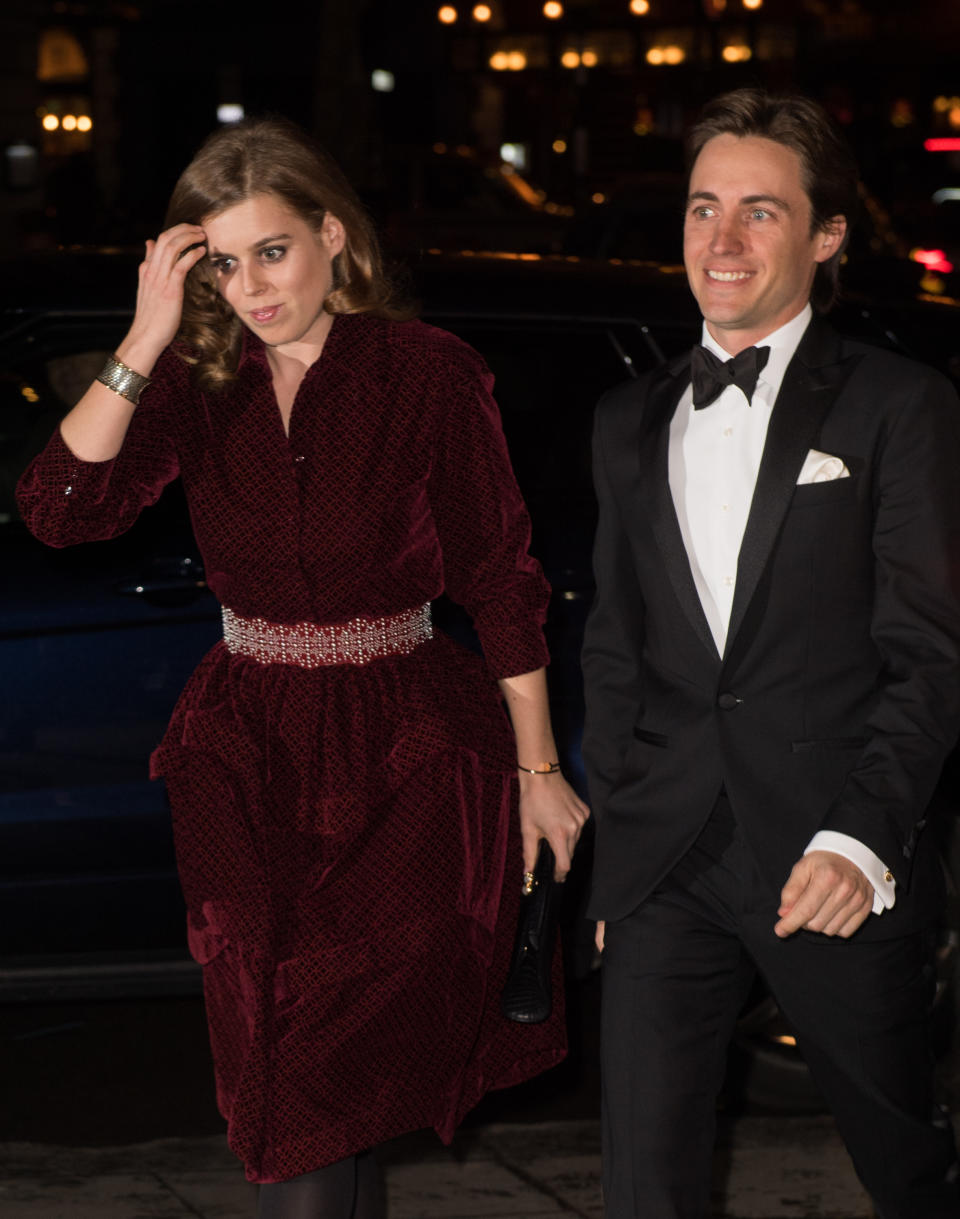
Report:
814,215,847,264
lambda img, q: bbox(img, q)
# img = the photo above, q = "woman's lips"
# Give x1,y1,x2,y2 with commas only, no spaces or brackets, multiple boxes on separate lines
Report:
249,305,282,323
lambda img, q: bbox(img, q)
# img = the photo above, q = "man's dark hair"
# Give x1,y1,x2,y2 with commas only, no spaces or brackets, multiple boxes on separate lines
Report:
685,89,860,311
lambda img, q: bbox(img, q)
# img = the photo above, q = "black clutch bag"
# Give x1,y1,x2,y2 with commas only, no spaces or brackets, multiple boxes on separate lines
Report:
501,840,561,1024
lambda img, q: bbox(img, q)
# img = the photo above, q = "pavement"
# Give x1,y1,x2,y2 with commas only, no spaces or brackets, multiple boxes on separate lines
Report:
0,1113,900,1219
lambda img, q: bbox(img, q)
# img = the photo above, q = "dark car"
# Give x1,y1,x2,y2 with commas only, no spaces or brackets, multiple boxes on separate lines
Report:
2,249,958,1110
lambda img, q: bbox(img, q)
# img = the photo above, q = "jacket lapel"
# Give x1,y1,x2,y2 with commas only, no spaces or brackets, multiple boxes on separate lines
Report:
724,317,861,661
638,352,720,660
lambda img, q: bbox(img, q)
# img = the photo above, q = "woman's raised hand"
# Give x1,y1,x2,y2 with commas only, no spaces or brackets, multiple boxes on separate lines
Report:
117,224,208,373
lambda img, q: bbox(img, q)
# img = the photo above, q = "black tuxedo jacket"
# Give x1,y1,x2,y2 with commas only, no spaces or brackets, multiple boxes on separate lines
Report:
582,315,960,936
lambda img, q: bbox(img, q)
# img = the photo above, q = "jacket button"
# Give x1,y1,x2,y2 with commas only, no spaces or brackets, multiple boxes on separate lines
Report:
717,692,741,710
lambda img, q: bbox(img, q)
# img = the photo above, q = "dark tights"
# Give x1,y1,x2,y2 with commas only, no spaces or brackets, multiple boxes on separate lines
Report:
257,1150,384,1219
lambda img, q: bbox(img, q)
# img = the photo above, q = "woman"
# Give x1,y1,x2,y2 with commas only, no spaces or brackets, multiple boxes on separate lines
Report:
16,118,587,1216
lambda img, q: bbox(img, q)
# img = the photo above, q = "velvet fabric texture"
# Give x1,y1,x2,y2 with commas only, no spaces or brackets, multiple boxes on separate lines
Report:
17,314,567,1183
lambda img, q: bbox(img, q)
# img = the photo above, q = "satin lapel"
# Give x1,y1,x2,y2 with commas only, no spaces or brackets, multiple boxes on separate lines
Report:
637,355,720,660
724,319,859,661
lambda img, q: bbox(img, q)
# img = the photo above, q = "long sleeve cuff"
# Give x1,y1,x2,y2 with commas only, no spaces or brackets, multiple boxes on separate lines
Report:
805,830,896,914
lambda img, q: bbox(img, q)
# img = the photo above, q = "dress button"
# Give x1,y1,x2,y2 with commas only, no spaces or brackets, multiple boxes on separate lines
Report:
717,692,741,710
884,870,894,883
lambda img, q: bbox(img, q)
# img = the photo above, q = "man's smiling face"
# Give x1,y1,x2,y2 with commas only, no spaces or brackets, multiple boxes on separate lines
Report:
683,132,845,355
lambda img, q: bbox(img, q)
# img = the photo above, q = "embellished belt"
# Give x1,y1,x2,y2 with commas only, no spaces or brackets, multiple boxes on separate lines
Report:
221,603,433,668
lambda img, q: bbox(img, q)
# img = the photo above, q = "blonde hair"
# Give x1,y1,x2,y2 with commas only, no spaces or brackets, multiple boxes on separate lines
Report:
164,117,411,390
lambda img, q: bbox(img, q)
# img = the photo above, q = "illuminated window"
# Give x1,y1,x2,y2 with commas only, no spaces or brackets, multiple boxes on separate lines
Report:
37,27,89,81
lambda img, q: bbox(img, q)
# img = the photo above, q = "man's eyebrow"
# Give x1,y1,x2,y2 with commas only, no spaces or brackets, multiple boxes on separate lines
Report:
686,190,791,211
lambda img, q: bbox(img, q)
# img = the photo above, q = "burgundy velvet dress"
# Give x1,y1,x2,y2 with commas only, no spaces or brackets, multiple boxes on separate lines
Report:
17,313,567,1183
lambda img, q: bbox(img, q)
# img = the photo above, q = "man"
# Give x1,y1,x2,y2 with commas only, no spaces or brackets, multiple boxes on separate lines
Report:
582,88,960,1218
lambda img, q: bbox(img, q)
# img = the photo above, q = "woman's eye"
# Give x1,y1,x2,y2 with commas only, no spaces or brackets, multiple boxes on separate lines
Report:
210,258,234,274
261,246,286,262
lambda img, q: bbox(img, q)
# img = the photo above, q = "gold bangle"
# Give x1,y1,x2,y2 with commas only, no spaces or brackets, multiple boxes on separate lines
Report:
96,354,152,405
517,761,561,775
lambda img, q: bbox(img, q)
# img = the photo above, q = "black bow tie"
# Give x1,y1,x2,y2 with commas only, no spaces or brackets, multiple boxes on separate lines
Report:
690,343,770,409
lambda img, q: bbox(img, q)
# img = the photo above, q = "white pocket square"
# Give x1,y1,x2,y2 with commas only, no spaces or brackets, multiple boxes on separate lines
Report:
797,449,850,484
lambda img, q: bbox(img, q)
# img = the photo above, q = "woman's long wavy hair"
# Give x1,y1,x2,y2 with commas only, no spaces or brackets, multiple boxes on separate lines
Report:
164,118,411,390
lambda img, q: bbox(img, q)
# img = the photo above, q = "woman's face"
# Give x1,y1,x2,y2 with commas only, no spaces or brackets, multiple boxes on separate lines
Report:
203,193,345,354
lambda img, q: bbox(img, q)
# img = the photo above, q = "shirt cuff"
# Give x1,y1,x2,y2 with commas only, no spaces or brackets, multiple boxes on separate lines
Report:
805,830,896,914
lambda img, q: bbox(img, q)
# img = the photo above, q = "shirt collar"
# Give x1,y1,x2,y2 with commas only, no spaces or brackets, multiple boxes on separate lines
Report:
699,303,812,402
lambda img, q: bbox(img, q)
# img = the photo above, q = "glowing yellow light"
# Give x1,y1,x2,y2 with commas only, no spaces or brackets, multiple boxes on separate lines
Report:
950,107,960,130
61,114,78,131
722,43,751,62
472,3,491,18
581,49,598,67
552,138,567,153
543,0,564,16
507,50,527,70
76,114,92,132
489,51,509,70
433,141,448,153
21,385,40,403
742,0,762,8
438,5,457,23
646,46,664,65
629,0,650,13
42,113,60,131
561,49,580,68
663,44,685,64
592,192,607,204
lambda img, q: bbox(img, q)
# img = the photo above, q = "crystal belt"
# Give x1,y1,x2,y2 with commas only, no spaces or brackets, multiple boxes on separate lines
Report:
221,603,433,668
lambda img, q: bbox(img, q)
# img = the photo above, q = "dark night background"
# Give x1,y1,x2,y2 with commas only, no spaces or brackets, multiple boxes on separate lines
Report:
1,0,959,264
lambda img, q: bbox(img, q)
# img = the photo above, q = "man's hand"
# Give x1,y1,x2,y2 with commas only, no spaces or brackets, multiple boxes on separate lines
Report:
775,850,874,939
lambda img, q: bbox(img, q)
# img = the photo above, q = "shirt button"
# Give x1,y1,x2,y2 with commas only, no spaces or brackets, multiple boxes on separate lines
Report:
884,870,894,883
721,503,729,511
723,427,733,437
717,692,741,710
723,575,734,586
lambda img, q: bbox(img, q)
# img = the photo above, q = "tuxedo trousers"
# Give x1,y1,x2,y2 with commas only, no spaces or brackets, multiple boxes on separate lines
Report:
600,795,960,1219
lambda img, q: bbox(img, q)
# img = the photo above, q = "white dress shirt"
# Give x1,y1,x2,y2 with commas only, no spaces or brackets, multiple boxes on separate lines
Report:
668,305,895,913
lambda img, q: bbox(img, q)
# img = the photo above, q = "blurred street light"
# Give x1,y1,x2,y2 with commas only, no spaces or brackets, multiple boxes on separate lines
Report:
61,115,77,131
438,5,458,24
76,115,93,132
561,50,580,67
630,0,650,12
472,4,492,19
722,43,752,61
543,2,564,18
582,49,598,66
42,114,59,131
742,0,763,8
